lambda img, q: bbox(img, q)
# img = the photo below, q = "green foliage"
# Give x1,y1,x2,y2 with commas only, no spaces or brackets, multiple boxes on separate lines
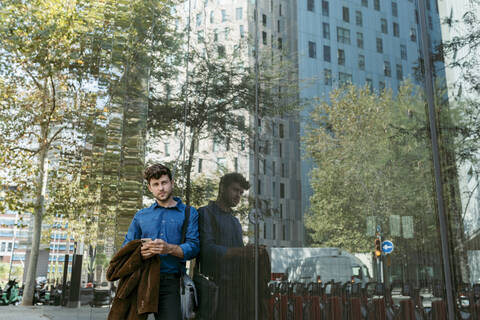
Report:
304,83,437,253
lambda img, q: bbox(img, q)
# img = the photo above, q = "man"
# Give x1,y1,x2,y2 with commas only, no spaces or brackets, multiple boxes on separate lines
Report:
198,173,248,279
123,163,199,320
199,172,266,319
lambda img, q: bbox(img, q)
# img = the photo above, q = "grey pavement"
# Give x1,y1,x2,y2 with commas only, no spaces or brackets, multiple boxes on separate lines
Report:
0,305,158,320
0,305,110,320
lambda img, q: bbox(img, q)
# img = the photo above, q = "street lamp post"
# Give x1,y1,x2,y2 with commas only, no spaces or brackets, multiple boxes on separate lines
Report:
8,211,18,280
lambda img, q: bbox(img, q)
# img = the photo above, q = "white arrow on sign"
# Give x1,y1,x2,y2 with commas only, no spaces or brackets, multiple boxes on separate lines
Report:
381,240,394,254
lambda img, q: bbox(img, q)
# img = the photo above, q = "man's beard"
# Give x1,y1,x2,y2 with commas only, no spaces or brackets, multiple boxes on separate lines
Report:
156,190,172,202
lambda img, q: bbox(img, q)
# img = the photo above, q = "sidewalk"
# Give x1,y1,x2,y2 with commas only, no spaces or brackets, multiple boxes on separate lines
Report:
0,305,110,320
0,305,157,320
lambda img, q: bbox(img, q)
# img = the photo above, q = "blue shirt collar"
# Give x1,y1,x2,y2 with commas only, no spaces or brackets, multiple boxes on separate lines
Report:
151,196,185,212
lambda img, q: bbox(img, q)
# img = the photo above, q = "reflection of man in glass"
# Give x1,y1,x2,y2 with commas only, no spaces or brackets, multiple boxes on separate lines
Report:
123,164,199,320
198,173,250,319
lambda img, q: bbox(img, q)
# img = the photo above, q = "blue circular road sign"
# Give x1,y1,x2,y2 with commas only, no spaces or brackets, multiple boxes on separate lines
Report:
381,240,394,254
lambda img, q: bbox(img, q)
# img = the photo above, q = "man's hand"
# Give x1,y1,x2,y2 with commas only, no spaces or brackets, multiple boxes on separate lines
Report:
223,247,244,259
150,239,171,255
141,240,155,259
140,239,185,259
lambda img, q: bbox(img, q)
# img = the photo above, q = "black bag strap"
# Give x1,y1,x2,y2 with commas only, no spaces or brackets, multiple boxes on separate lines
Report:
180,206,191,289
181,205,191,244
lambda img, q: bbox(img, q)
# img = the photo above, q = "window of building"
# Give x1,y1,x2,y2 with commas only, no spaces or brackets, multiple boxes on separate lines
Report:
323,45,331,62
323,22,330,39
384,61,391,77
379,80,385,91
196,13,202,26
342,6,350,22
366,78,373,92
7,243,12,252
214,28,218,42
224,27,230,40
362,0,368,7
164,142,170,156
279,4,282,16
278,37,283,49
357,32,364,48
381,18,388,34
356,10,362,26
0,242,5,252
410,28,416,42
198,159,203,173
339,72,352,84
392,2,398,17
277,20,280,32
358,54,365,70
281,163,285,177
396,64,403,80
258,179,262,195
376,37,383,53
279,142,282,157
307,0,314,12
308,41,316,58
374,0,380,11
272,224,276,240
272,161,276,176
283,224,286,240
338,49,345,65
428,15,433,30
280,204,283,219
262,14,267,26
272,181,276,197
236,7,243,20
197,30,204,41
280,183,285,198
240,136,245,150
221,9,227,22
324,68,332,85
218,45,225,57
279,123,284,138
322,0,329,16
400,44,407,60
337,27,351,44
393,22,399,37
262,31,267,45
263,223,267,239
210,10,214,23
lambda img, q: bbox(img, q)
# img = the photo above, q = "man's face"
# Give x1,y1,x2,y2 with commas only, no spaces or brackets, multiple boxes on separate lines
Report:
148,175,174,202
222,182,245,208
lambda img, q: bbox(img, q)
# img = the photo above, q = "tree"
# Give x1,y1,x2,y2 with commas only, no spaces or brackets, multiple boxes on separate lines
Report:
0,0,103,304
148,38,299,206
304,83,440,278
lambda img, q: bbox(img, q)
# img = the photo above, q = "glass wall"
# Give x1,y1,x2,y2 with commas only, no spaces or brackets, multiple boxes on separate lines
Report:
2,0,480,318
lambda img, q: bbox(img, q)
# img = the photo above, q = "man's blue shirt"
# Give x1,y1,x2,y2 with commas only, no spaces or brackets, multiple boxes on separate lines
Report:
122,197,200,274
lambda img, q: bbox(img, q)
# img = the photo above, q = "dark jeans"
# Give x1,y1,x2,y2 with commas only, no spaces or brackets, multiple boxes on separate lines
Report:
154,276,181,320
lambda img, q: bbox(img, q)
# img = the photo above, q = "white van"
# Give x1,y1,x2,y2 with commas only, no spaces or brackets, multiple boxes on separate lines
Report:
286,250,371,287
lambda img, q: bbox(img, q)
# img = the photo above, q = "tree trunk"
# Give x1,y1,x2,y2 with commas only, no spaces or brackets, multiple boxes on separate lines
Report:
22,139,48,305
185,132,197,205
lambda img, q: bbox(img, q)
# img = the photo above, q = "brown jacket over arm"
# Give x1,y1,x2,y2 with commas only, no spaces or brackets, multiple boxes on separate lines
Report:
107,240,161,320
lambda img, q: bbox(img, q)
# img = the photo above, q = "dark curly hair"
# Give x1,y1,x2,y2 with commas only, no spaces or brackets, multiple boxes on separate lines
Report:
219,172,250,191
144,163,172,184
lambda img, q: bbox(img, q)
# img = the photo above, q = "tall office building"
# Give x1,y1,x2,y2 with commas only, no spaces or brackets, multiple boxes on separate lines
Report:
296,0,444,212
437,0,480,282
161,0,444,247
